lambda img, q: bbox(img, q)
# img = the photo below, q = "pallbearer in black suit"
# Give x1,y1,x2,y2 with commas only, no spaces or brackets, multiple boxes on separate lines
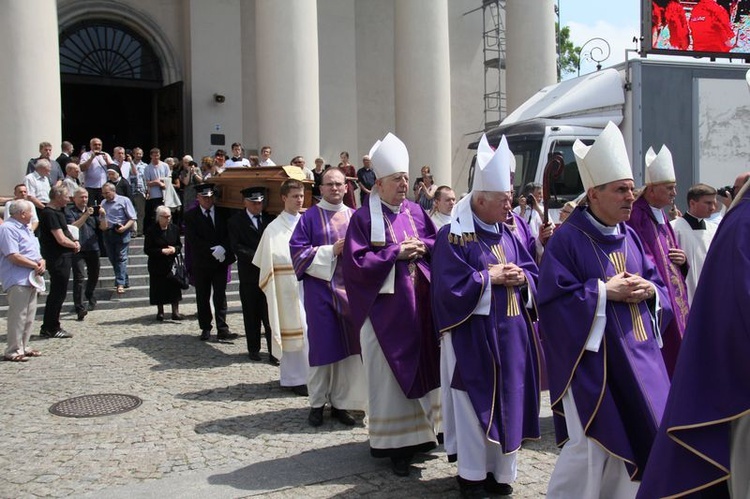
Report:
228,186,276,362
183,183,237,341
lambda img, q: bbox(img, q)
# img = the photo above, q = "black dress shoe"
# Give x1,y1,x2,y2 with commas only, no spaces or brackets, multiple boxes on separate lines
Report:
308,406,324,427
248,351,262,361
331,407,356,426
76,309,87,321
458,479,491,499
217,331,239,340
200,330,211,341
390,456,411,477
171,313,185,321
156,313,164,321
484,473,513,496
291,385,308,397
268,355,280,366
87,298,97,311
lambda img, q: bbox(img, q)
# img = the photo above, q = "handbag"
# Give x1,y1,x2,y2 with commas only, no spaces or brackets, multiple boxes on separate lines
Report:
169,252,190,290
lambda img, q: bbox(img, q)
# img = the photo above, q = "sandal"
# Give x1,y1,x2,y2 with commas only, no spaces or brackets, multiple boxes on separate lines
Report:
24,350,42,357
116,286,125,294
4,354,29,362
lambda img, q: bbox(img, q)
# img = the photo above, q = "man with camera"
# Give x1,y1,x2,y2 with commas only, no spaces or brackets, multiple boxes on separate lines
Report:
99,182,136,295
65,187,101,319
80,138,115,205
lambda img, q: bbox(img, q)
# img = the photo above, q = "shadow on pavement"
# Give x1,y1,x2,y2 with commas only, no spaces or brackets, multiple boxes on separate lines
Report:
113,334,249,370
194,407,367,439
177,380,291,402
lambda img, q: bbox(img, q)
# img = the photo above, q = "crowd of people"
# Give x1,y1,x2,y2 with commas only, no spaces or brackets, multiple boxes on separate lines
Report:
0,126,748,498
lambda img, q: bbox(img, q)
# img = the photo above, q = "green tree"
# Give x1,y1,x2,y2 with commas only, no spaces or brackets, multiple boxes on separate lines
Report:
557,23,581,81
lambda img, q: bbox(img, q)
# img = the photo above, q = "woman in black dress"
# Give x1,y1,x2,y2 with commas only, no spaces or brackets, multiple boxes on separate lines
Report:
144,205,184,321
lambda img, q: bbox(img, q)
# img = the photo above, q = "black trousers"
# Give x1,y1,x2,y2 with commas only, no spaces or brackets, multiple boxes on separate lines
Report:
239,280,271,355
192,265,229,333
72,250,100,312
42,253,72,332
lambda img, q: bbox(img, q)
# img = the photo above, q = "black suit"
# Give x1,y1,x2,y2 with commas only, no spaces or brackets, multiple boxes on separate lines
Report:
228,209,276,355
184,204,236,335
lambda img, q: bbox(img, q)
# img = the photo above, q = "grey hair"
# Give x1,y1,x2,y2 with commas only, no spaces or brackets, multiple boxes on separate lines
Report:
73,187,88,197
9,199,32,216
35,158,51,170
155,205,171,218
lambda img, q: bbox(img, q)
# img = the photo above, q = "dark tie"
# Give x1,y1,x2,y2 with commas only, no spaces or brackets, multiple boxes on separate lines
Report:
205,209,214,228
254,215,262,230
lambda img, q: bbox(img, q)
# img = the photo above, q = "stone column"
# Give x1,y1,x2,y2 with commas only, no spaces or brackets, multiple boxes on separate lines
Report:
0,0,61,194
506,0,557,114
394,0,452,186
255,0,320,164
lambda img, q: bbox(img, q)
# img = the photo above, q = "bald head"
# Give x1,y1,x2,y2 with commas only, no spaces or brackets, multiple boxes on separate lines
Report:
734,172,750,192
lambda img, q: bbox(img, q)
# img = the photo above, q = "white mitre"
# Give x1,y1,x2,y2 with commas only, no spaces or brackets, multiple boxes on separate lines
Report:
450,134,514,241
368,133,409,245
573,121,633,191
644,145,676,184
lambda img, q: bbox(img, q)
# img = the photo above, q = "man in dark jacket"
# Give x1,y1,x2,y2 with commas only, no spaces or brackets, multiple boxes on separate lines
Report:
228,187,276,361
184,183,237,341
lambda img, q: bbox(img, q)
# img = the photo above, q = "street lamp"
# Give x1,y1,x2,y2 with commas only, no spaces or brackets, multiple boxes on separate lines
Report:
577,37,611,76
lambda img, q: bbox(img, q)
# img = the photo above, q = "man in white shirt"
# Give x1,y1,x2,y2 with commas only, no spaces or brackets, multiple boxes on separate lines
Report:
24,159,52,210
670,183,718,305
259,145,276,167
225,142,251,167
112,146,132,182
80,137,115,205
129,147,148,236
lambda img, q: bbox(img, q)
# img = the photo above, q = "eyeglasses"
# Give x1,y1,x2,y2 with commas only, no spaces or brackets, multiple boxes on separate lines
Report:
322,182,345,188
159,215,172,219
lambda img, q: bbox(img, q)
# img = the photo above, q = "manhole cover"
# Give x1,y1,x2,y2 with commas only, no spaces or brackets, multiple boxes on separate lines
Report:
49,394,142,418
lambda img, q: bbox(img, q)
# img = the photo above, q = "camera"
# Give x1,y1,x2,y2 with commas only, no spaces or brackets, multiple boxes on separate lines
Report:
717,185,733,198
525,194,536,207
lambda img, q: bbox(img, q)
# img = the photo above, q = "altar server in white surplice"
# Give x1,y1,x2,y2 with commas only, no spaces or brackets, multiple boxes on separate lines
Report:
670,183,719,305
252,179,310,396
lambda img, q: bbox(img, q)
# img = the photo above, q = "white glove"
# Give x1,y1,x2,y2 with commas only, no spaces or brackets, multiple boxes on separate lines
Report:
210,245,226,262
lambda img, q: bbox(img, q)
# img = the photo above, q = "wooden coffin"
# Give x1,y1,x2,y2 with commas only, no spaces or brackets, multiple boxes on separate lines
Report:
210,166,313,214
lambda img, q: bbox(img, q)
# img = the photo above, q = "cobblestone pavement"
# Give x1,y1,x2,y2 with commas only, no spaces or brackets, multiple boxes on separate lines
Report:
0,301,558,498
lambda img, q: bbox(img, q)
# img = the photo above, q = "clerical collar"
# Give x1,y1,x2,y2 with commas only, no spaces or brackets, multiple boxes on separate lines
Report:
683,212,706,230
231,157,242,162
584,208,620,236
649,205,666,224
317,199,347,212
381,200,402,214
473,214,499,233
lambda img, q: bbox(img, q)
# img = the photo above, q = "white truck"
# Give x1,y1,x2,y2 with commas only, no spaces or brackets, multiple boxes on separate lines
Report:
469,58,750,218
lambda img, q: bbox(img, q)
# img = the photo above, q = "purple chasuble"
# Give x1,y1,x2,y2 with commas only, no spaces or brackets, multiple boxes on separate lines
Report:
341,199,440,399
432,221,542,451
506,211,549,391
538,207,672,480
627,196,689,376
638,188,750,498
290,204,360,366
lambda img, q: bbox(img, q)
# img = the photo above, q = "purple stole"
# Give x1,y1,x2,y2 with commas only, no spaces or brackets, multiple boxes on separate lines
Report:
290,204,359,366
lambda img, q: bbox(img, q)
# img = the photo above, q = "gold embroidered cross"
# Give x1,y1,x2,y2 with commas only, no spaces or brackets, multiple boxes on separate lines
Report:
608,251,648,342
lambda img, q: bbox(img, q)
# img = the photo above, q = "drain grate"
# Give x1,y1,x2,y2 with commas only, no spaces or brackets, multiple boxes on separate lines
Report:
49,394,142,418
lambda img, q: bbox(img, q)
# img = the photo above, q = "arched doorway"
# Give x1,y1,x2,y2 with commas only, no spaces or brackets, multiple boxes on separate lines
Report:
59,20,184,156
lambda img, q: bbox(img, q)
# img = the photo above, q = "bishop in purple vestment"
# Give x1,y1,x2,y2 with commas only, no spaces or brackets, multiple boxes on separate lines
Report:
539,123,673,497
627,193,689,377
626,145,689,377
341,132,440,477
638,182,750,499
